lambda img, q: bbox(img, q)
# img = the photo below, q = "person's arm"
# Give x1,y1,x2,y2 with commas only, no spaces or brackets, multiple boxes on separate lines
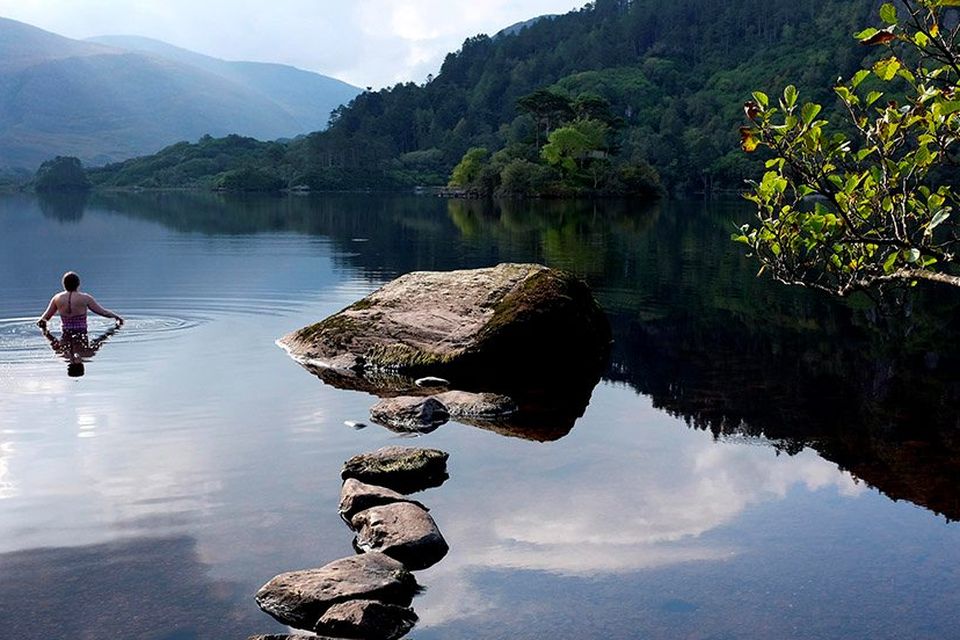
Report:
37,296,57,329
87,296,124,325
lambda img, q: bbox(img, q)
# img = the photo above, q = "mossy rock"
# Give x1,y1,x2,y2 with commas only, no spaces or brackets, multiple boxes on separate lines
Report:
341,447,449,494
279,263,611,385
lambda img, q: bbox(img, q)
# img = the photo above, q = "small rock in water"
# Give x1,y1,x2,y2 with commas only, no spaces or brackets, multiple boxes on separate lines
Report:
432,390,517,420
415,376,450,388
342,446,449,494
316,599,418,640
369,396,449,433
352,502,449,570
344,420,368,430
255,552,419,630
339,478,428,521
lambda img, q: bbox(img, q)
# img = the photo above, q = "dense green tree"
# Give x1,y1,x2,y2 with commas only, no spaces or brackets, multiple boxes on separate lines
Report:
541,119,609,178
214,167,284,192
449,147,490,188
87,0,880,193
34,156,90,193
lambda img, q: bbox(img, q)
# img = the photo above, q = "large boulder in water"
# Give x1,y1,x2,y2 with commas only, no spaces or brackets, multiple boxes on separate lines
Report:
279,263,610,383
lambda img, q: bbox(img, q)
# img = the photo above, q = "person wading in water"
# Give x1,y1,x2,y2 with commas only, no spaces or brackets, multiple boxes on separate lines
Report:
36,272,124,377
37,271,124,332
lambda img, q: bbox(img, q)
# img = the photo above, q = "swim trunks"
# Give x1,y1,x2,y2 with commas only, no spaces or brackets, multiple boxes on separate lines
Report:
62,314,87,333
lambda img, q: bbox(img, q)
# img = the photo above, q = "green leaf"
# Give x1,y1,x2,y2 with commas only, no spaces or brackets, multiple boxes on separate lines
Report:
906,248,921,263
930,209,950,229
880,3,898,25
914,31,930,47
801,102,822,125
940,101,960,116
883,252,898,273
851,69,871,88
783,85,798,108
752,91,769,108
873,57,901,81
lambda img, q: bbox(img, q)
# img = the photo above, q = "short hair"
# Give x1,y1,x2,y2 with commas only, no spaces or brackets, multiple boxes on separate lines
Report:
62,272,80,292
68,362,85,377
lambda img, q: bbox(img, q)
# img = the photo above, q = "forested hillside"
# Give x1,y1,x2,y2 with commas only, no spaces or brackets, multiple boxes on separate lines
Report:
90,0,881,193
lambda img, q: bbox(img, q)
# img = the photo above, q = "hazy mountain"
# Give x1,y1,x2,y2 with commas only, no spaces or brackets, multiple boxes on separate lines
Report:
88,35,360,134
0,18,360,170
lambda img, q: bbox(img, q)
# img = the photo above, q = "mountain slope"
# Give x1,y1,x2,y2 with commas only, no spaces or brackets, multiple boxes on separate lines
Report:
87,35,360,133
0,18,359,169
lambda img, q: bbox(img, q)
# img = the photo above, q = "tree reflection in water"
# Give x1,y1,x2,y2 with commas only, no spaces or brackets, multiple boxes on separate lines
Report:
90,192,960,520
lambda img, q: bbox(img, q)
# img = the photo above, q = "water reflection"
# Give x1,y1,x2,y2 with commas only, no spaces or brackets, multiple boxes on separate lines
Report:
2,191,959,640
38,191,89,222
0,536,260,640
41,324,118,377
293,359,604,442
83,190,960,519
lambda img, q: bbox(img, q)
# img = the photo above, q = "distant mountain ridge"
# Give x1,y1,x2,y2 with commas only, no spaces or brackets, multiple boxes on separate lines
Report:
86,35,359,135
0,18,360,170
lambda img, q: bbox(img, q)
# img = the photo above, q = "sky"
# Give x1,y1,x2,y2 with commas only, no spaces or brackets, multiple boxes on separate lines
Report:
0,0,586,88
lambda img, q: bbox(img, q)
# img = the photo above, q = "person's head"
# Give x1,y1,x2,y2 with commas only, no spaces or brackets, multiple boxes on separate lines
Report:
62,271,80,292
67,362,85,378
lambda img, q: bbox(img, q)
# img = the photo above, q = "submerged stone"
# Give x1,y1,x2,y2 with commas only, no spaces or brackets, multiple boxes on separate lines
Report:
351,502,449,571
341,447,449,494
369,396,449,433
254,553,419,631
432,390,516,420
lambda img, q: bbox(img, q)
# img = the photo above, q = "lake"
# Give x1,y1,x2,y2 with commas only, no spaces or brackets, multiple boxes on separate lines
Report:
1,192,958,640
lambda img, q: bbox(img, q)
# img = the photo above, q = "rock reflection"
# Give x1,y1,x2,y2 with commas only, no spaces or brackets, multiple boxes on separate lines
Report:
292,359,603,441
0,536,261,639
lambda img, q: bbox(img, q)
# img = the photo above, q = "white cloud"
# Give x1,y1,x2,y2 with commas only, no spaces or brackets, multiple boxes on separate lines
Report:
0,0,585,87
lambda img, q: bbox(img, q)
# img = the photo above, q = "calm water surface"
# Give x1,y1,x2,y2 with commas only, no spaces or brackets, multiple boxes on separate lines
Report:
1,192,958,639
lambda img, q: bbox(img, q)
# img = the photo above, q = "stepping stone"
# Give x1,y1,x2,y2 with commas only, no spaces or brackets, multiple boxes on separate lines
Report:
255,553,419,631
339,478,427,521
352,502,449,571
342,447,449,494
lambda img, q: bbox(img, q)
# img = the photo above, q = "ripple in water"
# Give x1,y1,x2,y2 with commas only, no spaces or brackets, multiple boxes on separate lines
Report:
0,292,320,367
0,314,203,365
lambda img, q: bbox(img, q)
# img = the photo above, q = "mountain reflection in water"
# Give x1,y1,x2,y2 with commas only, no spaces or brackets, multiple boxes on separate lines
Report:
74,191,960,521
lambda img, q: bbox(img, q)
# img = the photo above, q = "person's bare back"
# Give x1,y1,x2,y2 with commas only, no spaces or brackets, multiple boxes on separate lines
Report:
37,271,123,331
